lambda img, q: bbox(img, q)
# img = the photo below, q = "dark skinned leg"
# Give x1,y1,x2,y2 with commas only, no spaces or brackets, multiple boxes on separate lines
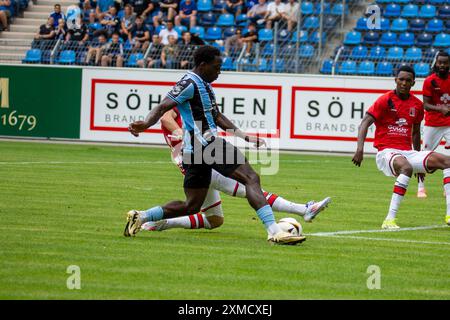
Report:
161,187,209,219
426,152,450,171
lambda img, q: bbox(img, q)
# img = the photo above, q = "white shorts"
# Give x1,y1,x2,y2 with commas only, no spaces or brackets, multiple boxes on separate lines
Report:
423,126,450,151
201,187,223,217
376,148,434,177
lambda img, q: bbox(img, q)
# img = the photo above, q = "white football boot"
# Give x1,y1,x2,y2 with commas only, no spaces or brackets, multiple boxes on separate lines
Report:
123,210,144,237
141,220,169,231
304,197,331,222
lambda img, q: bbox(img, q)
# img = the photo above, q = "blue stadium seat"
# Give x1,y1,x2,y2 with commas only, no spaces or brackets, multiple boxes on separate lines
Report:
350,45,368,59
315,2,331,14
414,63,430,77
309,31,326,44
190,26,205,38
301,1,314,15
323,16,337,30
200,12,216,26
429,0,445,4
393,0,409,3
416,32,433,46
412,0,426,5
362,31,380,45
405,47,422,61
58,50,76,64
320,59,333,74
258,28,273,42
376,61,393,76
391,18,408,32
398,32,415,46
445,20,450,32
253,58,269,72
343,31,361,45
126,53,144,67
277,29,290,42
267,58,285,73
331,3,349,16
205,27,222,40
419,5,437,19
387,46,404,60
355,17,368,31
280,44,295,57
409,18,426,32
304,16,319,29
379,32,397,46
424,47,439,59
358,61,375,75
262,43,276,56
299,44,315,58
155,25,166,34
433,33,450,47
217,14,234,26
402,4,419,18
290,30,308,43
223,26,237,38
339,60,357,74
212,41,225,53
222,57,235,70
426,18,444,33
438,5,450,19
380,18,391,31
197,0,213,12
236,14,248,26
22,49,41,63
384,4,401,17
213,0,227,11
369,46,386,60
174,25,187,36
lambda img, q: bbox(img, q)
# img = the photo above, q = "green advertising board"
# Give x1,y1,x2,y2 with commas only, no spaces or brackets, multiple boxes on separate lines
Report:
0,65,81,139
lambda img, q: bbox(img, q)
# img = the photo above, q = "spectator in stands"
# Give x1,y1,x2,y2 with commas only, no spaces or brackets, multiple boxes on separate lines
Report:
85,33,108,65
55,18,68,40
152,0,177,27
224,22,258,57
66,19,89,44
0,0,11,31
178,31,196,69
87,11,102,39
264,0,286,29
95,0,115,20
50,4,66,29
95,5,120,38
119,4,136,41
128,0,156,19
129,15,150,52
174,0,197,29
159,19,178,45
160,34,179,69
223,0,244,18
82,0,96,23
283,0,299,32
35,17,56,41
137,33,163,68
247,0,267,25
101,32,124,67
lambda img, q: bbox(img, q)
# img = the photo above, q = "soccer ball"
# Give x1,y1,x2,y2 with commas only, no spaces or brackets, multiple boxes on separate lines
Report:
277,217,303,236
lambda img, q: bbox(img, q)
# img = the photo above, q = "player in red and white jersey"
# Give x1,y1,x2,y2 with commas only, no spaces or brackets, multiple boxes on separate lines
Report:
417,51,450,198
141,107,331,232
352,65,450,229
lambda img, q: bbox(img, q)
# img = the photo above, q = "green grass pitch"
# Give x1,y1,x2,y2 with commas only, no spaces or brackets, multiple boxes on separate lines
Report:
0,140,449,299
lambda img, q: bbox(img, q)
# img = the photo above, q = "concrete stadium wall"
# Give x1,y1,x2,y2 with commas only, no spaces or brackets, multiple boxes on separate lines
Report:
2,64,443,154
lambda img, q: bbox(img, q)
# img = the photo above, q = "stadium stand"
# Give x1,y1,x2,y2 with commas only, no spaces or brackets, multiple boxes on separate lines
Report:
4,0,448,76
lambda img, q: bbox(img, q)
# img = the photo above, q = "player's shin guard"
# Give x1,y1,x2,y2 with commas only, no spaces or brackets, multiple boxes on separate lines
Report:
386,174,410,220
256,204,281,236
443,169,450,215
264,192,307,215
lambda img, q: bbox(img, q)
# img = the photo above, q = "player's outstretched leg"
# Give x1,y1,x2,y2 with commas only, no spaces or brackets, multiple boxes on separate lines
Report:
124,188,209,237
210,170,331,222
382,157,412,230
229,162,305,245
426,153,450,225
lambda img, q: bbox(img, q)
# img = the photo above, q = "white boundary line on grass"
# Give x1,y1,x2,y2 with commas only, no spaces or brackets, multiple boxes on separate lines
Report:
306,225,450,246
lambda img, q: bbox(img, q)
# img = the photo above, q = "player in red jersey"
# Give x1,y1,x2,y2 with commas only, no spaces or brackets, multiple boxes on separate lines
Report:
141,107,331,232
417,51,450,198
352,65,450,228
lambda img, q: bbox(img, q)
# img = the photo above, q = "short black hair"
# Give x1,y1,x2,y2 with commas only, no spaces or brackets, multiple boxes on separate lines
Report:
433,50,450,72
193,45,221,67
396,65,415,79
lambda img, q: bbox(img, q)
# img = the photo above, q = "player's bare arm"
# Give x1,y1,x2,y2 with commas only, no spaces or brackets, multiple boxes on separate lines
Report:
423,95,450,116
161,110,183,139
128,97,177,137
215,112,266,148
412,123,422,152
352,113,375,167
